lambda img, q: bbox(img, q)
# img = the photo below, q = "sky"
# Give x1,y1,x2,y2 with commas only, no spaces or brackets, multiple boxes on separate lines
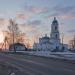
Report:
0,0,75,45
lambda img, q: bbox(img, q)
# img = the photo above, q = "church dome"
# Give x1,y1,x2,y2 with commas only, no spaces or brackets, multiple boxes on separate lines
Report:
52,17,58,24
42,36,50,39
42,34,50,39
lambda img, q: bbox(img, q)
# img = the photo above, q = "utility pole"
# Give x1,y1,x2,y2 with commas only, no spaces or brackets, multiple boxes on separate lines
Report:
61,33,64,50
62,33,64,45
73,35,75,49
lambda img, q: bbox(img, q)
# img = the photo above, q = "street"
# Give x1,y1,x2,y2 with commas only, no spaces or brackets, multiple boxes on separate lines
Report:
0,53,75,75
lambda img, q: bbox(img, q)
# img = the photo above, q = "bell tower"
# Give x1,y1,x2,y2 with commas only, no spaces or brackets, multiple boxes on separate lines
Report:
50,17,60,44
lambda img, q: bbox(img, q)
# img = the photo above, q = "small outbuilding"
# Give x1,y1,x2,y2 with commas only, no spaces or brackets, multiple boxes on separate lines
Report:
9,43,27,51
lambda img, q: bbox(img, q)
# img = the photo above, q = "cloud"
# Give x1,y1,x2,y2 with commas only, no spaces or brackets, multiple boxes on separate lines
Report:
15,7,46,21
0,18,10,31
46,5,75,20
46,12,75,20
24,5,49,14
0,18,9,26
30,7,48,14
46,15,75,20
22,24,36,32
16,11,33,20
60,15,75,19
16,13,26,19
15,6,49,23
20,22,42,36
53,5,75,14
27,20,42,26
67,29,75,33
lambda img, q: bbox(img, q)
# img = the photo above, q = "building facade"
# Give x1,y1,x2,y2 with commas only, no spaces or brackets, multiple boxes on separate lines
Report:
33,17,68,52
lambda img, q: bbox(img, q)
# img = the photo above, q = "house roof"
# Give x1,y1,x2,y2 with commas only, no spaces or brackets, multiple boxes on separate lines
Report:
9,43,26,47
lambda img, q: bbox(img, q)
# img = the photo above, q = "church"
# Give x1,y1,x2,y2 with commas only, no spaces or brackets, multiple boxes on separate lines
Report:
33,17,68,52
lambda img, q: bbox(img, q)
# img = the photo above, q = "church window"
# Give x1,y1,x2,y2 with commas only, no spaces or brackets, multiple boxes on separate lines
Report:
55,26,57,30
56,34,57,38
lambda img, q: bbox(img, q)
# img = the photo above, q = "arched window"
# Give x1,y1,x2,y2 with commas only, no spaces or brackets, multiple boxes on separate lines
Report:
56,34,57,38
55,26,57,30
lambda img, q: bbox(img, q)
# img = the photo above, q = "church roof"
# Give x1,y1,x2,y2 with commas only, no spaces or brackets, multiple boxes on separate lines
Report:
9,43,26,48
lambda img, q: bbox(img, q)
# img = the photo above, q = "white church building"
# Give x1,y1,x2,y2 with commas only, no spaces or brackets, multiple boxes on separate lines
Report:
33,17,68,52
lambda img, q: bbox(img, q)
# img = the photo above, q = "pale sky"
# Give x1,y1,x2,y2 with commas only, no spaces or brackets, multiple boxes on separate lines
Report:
0,0,75,45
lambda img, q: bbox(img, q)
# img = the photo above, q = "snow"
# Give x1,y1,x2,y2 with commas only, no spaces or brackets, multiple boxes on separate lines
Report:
26,51,75,61
9,50,75,61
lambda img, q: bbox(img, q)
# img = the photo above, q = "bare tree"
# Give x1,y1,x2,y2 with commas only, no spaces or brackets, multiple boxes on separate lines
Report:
8,19,20,52
69,35,75,51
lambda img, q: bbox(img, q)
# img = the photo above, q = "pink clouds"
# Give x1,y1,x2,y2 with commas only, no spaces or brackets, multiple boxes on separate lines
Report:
46,5,75,20
0,18,9,26
15,6,49,21
30,7,48,14
60,15,75,19
24,5,49,14
16,11,33,20
16,13,26,19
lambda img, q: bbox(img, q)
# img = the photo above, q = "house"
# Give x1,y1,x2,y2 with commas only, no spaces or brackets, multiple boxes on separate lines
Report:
9,43,27,51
